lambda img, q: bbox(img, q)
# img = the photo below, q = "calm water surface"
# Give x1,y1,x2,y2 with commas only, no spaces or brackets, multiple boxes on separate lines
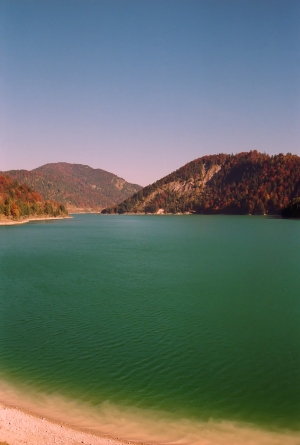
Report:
0,215,300,443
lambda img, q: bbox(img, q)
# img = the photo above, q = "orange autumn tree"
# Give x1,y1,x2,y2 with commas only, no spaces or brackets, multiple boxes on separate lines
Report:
0,175,68,219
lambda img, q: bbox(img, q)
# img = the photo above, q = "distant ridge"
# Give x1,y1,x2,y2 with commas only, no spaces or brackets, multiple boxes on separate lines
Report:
3,163,142,211
102,151,300,215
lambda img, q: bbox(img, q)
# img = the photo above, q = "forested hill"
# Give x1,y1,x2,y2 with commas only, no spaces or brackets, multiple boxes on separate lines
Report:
0,175,68,220
102,151,300,215
3,163,142,211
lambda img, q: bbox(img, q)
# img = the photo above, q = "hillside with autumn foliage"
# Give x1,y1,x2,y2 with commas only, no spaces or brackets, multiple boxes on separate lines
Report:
0,175,68,221
3,163,142,211
102,151,300,215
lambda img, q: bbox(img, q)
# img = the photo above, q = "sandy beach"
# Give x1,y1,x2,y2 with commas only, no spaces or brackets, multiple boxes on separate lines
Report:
1,398,300,445
0,404,145,445
0,216,72,226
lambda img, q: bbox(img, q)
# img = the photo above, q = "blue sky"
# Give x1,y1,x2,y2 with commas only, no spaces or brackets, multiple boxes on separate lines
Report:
1,0,299,185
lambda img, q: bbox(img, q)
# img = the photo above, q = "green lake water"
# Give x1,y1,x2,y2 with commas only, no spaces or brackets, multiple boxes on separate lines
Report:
0,215,300,444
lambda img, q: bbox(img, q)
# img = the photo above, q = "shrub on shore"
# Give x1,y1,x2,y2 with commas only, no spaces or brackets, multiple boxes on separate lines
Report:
281,197,300,218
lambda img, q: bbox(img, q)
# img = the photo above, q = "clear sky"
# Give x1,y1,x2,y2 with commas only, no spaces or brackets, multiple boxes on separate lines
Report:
1,0,299,185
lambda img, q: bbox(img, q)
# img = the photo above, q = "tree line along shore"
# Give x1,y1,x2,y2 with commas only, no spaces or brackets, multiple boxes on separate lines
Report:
0,175,68,222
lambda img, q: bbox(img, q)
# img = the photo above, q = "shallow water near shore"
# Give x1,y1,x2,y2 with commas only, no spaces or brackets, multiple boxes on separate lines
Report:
1,215,300,444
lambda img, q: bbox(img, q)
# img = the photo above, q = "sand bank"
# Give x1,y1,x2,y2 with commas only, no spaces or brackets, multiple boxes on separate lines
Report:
0,381,300,445
1,399,300,445
0,216,72,226
0,404,142,445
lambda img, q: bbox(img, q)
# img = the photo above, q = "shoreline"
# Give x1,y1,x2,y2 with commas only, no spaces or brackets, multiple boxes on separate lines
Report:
1,392,300,445
0,216,72,226
0,402,147,445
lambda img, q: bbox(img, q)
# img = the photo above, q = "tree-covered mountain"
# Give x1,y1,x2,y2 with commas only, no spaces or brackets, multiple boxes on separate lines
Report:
0,174,68,220
102,151,300,215
3,163,142,211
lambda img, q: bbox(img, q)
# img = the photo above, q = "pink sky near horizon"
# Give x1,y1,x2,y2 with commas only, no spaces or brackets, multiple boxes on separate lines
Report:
1,0,299,186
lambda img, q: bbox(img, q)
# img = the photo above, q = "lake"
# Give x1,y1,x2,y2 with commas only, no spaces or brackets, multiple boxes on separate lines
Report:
0,214,300,444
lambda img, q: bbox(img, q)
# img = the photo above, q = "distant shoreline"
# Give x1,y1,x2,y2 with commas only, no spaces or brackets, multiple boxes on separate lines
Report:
69,211,102,214
0,216,72,226
100,212,271,216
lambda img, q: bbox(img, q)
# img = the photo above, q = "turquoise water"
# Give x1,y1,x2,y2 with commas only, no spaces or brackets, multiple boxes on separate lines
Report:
0,215,300,443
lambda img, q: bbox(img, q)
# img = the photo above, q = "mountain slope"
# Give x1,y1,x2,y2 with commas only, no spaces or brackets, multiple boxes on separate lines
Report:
0,175,68,220
3,163,142,211
102,151,300,215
